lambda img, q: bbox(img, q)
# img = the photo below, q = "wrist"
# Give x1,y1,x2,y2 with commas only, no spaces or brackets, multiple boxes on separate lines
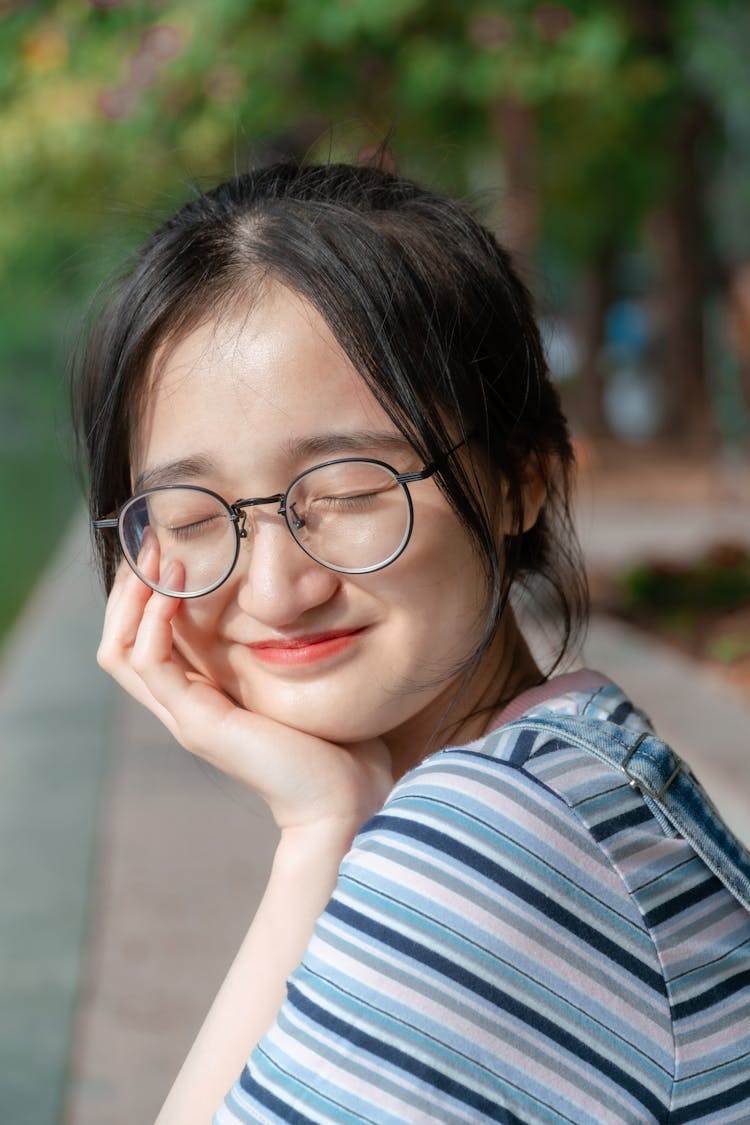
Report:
274,816,360,877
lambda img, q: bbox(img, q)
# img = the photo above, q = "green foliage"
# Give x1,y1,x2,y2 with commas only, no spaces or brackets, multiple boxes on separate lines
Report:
681,0,750,260
707,631,750,664
1,0,741,288
1,0,749,638
0,260,81,638
0,0,736,264
621,550,750,615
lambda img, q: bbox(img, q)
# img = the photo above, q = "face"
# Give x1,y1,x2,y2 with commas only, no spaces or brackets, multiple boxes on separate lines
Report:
133,286,507,766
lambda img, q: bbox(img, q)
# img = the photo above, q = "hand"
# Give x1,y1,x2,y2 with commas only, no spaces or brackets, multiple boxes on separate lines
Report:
97,543,394,836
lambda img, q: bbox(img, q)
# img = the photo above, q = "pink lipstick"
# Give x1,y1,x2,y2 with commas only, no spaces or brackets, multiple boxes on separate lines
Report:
247,628,365,666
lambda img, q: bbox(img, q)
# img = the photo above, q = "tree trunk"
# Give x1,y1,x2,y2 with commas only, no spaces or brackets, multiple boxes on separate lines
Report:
727,261,750,423
649,101,716,452
575,246,616,440
624,0,716,452
492,97,537,271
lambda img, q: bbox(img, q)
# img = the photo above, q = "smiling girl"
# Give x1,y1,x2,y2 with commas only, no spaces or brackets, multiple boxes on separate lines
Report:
76,162,750,1124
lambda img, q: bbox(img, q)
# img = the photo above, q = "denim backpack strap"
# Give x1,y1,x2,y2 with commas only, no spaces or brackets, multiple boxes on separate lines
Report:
506,714,750,915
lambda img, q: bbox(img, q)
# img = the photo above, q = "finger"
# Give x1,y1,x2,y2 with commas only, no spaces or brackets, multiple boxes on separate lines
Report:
101,529,159,636
99,564,152,667
127,558,223,718
98,546,184,735
132,589,236,743
101,530,183,653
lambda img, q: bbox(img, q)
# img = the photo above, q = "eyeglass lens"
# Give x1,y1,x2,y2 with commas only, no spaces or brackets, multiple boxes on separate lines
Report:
120,461,412,596
121,490,238,597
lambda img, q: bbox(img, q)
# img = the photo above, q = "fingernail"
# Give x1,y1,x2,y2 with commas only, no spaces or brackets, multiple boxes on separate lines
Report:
141,528,155,558
159,560,186,595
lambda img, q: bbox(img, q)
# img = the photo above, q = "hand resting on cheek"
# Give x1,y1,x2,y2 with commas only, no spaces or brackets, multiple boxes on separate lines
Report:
97,534,395,837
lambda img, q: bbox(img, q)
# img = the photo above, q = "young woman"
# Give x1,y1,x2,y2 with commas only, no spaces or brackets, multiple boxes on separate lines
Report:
75,162,750,1124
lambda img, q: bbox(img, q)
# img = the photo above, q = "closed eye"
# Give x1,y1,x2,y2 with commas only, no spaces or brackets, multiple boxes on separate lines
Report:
164,515,225,540
313,491,384,512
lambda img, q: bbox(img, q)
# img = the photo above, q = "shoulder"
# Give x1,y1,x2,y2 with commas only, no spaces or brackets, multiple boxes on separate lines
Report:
228,708,684,1123
368,705,655,861
344,703,704,966
306,720,677,1119
344,717,658,953
372,678,671,861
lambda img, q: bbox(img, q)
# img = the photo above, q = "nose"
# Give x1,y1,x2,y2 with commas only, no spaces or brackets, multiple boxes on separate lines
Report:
232,511,342,627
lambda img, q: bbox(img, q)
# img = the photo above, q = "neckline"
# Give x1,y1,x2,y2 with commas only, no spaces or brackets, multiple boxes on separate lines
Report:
487,668,612,731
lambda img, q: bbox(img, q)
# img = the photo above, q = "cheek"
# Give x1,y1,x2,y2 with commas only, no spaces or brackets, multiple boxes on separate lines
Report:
406,503,488,600
170,592,229,670
373,511,490,640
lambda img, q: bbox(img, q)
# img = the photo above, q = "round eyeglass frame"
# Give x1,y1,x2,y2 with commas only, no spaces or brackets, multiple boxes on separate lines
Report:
92,446,465,599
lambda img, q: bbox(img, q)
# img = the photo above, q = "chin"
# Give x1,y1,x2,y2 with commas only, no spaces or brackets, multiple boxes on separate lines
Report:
271,706,381,746
225,678,369,741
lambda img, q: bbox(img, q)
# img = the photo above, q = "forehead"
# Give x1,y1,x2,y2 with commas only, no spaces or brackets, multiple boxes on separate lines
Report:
133,286,400,482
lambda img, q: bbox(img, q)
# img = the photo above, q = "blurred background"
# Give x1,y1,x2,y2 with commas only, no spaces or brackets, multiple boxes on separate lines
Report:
1,2,750,1123
1,0,750,669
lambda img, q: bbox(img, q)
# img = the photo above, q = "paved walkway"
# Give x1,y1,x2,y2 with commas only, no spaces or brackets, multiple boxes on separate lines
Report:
1,492,749,1124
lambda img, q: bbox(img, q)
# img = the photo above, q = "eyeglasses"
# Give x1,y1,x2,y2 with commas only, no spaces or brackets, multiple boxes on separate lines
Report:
93,442,466,598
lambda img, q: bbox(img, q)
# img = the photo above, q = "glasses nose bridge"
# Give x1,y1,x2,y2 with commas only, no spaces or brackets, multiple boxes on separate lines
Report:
231,493,287,539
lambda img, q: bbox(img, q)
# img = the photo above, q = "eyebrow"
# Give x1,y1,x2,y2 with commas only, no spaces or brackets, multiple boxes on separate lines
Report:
133,432,415,494
133,456,216,493
281,430,415,461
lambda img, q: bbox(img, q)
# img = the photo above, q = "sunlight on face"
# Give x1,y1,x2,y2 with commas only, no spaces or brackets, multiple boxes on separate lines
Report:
134,285,509,767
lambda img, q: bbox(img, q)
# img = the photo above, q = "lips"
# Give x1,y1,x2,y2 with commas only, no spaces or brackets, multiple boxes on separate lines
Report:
246,628,367,666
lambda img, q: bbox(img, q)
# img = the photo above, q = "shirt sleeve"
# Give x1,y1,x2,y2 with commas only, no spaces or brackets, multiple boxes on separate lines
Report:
215,745,674,1125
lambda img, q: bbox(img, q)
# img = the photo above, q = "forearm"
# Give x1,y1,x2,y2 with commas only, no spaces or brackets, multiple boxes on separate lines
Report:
154,820,357,1125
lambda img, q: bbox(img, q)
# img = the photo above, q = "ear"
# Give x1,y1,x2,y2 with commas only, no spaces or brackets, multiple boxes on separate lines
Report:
501,454,550,535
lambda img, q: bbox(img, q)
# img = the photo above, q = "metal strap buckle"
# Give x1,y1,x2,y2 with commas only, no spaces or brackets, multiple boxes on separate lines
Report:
621,732,682,801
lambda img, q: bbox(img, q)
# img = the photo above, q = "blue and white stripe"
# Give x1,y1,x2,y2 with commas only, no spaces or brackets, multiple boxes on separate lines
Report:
217,682,750,1124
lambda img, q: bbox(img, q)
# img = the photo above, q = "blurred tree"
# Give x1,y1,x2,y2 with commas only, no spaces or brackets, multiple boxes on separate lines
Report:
624,0,714,449
0,0,743,443
682,0,750,447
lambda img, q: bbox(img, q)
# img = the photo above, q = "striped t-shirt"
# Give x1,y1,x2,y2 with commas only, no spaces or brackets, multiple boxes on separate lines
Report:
216,674,750,1123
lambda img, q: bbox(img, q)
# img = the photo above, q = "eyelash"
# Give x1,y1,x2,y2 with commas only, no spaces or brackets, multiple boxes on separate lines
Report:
166,516,223,540
314,493,380,511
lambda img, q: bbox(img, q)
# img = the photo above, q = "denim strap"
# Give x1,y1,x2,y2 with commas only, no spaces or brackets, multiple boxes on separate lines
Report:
506,715,750,914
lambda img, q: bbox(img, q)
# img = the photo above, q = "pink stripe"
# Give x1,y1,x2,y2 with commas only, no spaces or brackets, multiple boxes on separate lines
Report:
489,668,612,728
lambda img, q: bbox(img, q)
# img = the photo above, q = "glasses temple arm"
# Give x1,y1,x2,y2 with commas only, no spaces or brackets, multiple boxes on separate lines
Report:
397,435,472,484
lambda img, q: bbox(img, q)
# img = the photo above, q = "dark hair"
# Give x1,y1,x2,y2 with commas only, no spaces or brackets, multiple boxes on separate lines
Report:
73,160,588,678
